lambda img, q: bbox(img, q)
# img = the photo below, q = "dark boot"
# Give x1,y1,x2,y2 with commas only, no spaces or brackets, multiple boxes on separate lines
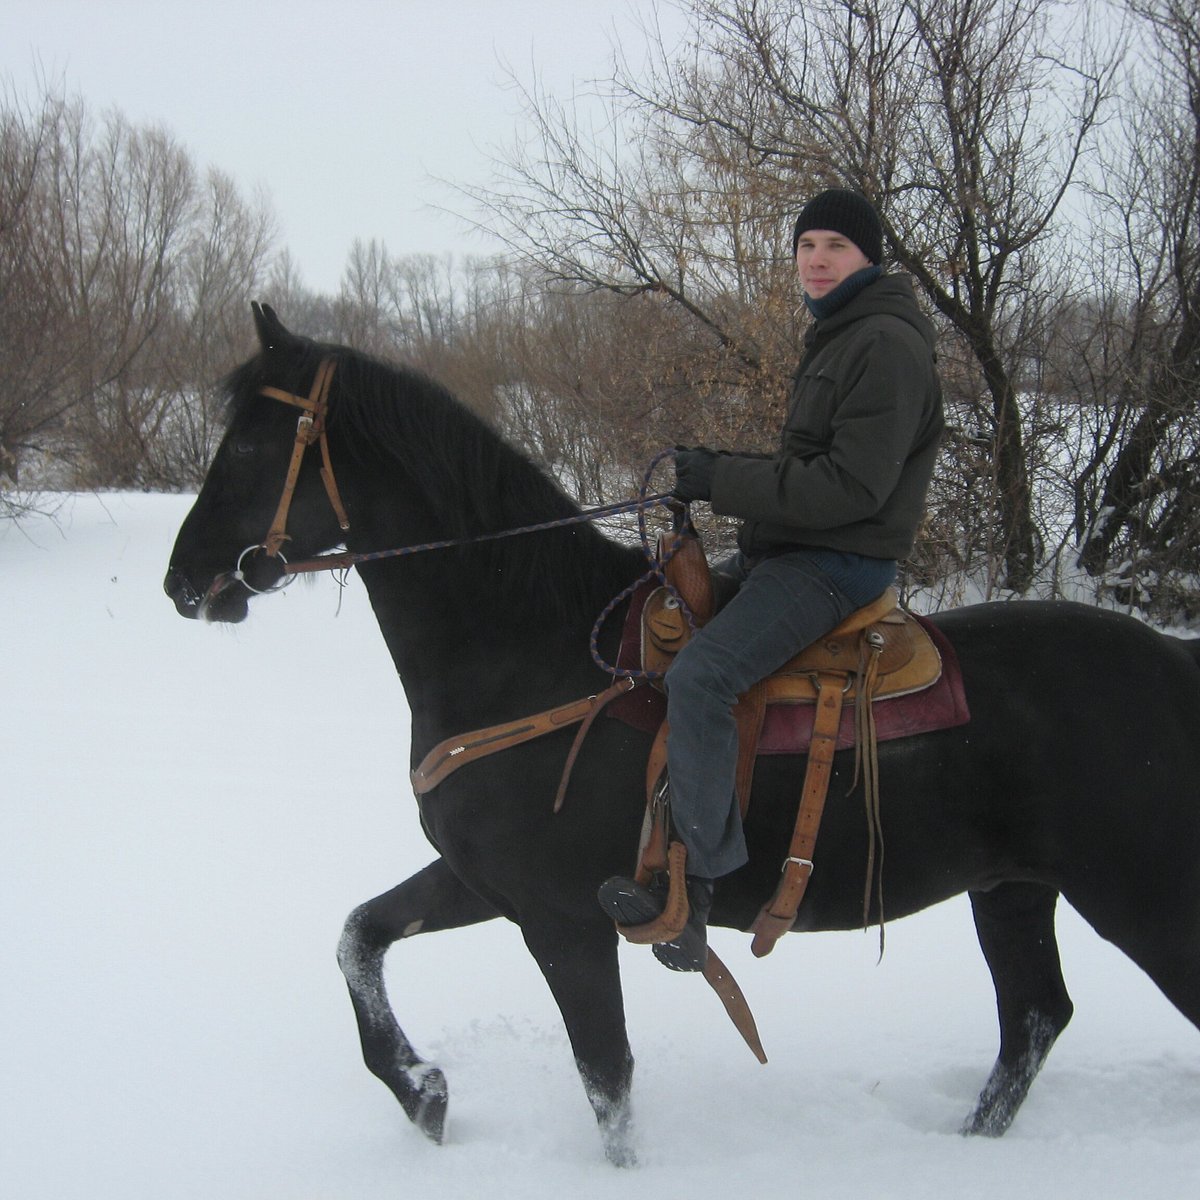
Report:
597,873,714,973
652,875,712,972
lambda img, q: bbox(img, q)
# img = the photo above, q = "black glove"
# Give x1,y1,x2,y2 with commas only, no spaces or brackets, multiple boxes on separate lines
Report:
673,446,719,503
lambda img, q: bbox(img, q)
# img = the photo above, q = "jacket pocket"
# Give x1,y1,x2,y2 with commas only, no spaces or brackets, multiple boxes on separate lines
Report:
783,367,837,450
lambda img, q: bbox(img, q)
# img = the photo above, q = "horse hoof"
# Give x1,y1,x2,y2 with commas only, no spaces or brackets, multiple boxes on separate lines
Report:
960,1106,1012,1138
600,1117,637,1167
402,1064,448,1144
605,1141,638,1168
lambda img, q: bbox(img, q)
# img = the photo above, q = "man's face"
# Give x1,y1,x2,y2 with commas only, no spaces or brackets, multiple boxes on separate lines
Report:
795,229,872,299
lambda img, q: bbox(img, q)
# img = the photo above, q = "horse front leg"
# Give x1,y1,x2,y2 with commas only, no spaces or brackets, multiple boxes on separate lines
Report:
337,858,500,1143
520,918,636,1166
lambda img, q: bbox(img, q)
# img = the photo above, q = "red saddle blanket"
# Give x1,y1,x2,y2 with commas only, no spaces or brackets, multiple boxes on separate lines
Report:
606,582,970,754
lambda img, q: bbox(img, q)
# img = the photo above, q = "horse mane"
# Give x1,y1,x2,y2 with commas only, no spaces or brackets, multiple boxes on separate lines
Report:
223,339,644,626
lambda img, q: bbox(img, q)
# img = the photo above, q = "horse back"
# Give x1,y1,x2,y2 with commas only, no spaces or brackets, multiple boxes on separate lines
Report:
728,600,1200,933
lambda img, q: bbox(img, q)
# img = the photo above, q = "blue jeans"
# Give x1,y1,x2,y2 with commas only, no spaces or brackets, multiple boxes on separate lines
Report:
664,548,897,878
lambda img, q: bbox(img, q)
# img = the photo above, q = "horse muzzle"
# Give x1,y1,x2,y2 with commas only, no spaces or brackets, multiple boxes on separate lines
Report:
163,565,249,623
164,544,295,623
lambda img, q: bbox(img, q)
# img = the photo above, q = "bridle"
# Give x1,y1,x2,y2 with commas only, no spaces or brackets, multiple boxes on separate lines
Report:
231,357,681,606
234,357,350,592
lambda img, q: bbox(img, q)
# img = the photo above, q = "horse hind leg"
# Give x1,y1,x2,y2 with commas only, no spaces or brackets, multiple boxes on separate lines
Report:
962,882,1075,1137
337,857,500,1144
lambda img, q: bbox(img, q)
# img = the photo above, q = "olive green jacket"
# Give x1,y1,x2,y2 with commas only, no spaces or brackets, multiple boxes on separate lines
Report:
711,274,944,561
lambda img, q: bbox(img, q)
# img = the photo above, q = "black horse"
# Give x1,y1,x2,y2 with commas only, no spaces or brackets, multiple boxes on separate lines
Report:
165,304,1200,1165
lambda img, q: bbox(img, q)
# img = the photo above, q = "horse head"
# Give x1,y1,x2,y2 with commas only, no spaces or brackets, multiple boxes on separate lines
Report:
164,303,353,622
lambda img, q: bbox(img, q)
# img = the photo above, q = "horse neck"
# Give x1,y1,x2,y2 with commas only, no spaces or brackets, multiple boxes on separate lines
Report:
335,447,643,732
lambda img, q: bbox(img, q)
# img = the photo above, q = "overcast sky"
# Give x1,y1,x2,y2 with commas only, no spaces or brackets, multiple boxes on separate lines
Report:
4,0,686,294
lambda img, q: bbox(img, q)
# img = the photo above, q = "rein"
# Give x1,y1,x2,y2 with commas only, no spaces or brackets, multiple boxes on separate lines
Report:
280,491,680,578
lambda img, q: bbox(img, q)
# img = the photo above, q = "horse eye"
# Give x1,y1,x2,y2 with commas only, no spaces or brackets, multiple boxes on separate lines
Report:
230,439,257,457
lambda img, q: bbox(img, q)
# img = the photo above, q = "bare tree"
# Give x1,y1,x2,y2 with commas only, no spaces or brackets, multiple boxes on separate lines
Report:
0,86,86,492
467,35,808,419
1071,0,1200,617
478,261,722,502
0,81,276,494
470,0,1115,592
60,114,196,485
147,168,277,487
261,249,338,342
330,240,502,403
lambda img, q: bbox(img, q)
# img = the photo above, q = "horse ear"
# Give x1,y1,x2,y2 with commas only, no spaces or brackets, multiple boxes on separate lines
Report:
251,301,296,354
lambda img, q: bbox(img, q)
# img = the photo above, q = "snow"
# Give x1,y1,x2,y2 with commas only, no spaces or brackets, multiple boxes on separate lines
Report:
3,492,1199,1199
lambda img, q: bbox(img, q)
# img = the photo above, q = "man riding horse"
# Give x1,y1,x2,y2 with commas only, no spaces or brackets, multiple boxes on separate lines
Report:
600,188,946,971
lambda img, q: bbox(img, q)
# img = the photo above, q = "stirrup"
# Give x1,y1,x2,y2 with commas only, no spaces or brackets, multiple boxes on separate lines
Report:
601,843,690,944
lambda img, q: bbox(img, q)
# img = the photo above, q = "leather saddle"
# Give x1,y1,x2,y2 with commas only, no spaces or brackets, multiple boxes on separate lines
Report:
641,578,942,706
620,531,962,958
641,530,944,723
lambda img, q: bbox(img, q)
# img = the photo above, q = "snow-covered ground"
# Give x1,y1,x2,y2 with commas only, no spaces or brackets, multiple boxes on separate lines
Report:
3,492,1199,1199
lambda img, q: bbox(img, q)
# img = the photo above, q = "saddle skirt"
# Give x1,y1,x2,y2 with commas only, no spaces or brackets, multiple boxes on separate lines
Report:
608,577,969,757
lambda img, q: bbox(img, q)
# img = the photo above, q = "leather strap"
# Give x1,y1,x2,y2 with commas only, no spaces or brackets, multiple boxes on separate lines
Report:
704,948,768,1064
553,680,643,812
259,359,350,557
732,681,766,817
639,721,671,878
265,409,316,556
410,678,636,795
750,671,847,957
614,715,770,1066
612,836,769,1065
854,631,886,933
615,721,683,938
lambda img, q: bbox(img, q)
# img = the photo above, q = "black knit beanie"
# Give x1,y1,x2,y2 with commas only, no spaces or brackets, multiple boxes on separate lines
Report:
791,188,883,265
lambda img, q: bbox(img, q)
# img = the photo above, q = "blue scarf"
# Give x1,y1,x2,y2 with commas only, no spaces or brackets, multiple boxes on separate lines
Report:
803,265,883,320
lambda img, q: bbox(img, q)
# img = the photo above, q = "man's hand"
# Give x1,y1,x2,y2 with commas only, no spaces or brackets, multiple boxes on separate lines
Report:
673,446,719,503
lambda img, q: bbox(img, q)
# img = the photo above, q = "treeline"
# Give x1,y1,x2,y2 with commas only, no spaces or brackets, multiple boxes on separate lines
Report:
1,88,273,493
469,0,1200,615
2,0,1198,622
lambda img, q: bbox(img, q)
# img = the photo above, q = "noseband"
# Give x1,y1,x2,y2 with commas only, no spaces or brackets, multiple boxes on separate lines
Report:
236,357,351,592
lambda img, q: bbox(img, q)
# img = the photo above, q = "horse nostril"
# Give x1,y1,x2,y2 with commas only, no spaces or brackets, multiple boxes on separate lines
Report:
164,567,200,608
